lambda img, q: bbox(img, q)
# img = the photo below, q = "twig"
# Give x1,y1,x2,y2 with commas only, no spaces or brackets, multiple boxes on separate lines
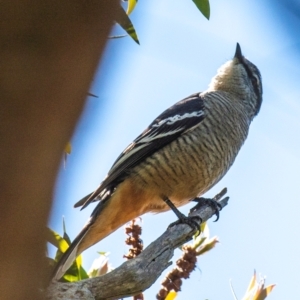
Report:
46,190,229,300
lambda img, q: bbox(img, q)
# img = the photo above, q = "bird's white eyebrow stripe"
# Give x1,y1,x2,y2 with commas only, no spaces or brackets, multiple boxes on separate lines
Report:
152,111,204,127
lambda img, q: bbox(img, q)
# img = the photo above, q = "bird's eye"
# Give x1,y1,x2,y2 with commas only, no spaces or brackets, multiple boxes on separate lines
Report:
251,74,260,89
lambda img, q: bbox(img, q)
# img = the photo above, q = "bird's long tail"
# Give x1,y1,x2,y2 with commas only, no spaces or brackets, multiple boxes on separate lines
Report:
52,179,149,281
51,196,110,281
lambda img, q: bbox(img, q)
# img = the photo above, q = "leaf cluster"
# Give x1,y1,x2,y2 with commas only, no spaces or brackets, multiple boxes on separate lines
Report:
47,220,88,282
116,0,211,44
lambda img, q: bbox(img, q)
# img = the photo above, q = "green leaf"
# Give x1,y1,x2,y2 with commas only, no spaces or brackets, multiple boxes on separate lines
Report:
126,0,138,15
78,264,89,280
46,228,69,254
115,5,139,44
75,253,89,280
47,221,90,282
60,254,87,282
62,217,72,246
62,274,80,282
46,227,70,262
165,291,177,300
192,0,210,20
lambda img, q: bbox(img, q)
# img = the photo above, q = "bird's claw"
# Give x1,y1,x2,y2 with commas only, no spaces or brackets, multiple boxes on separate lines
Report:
189,187,228,222
168,213,202,232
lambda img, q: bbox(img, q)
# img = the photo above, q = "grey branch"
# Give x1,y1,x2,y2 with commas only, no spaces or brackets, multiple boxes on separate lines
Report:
46,190,229,300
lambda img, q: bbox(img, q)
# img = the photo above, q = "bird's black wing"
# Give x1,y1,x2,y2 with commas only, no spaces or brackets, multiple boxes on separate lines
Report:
77,93,205,209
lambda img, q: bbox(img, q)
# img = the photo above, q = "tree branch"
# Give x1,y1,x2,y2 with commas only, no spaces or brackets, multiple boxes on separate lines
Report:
47,192,229,300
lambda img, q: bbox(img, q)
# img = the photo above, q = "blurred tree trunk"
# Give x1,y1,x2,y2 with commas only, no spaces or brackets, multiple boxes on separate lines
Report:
0,1,118,299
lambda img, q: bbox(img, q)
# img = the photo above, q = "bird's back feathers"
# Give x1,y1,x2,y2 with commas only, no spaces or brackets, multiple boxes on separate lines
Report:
76,93,205,210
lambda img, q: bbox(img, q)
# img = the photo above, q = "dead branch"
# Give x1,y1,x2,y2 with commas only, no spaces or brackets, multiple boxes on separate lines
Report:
47,192,229,300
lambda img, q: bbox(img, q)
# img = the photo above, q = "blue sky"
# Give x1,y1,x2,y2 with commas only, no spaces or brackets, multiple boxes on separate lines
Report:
50,0,300,299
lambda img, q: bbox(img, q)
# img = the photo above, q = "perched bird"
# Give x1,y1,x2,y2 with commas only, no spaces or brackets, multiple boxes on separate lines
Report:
53,43,262,280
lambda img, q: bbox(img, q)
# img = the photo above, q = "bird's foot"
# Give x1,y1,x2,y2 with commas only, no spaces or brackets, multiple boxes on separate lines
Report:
162,196,201,231
168,212,202,232
189,187,228,222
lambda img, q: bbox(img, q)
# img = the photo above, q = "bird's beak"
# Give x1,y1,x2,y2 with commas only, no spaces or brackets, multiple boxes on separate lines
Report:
234,43,243,61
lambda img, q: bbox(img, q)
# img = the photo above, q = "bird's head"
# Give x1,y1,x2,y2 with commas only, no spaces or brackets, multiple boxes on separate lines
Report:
208,43,263,119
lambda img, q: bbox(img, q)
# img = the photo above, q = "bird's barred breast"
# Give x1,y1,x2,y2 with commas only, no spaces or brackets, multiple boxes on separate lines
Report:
129,91,250,209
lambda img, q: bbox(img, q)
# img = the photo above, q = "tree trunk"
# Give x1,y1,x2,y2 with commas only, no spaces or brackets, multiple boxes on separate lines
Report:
0,1,118,299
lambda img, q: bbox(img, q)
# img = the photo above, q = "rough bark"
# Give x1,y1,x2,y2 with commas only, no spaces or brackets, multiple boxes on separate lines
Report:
0,1,118,299
47,195,229,300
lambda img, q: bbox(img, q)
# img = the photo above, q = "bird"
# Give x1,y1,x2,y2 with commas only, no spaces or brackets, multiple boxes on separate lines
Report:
53,43,263,280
